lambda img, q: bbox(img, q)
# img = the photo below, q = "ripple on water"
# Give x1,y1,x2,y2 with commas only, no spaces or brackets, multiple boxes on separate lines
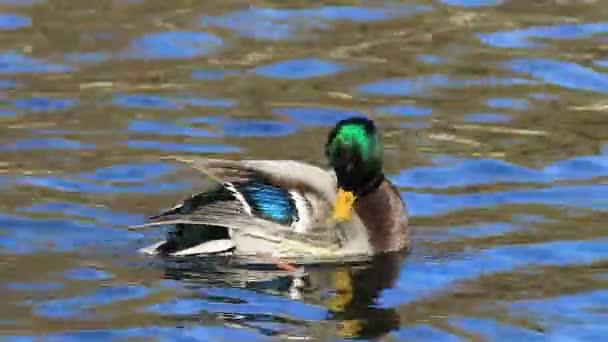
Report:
145,287,327,321
376,105,433,117
438,0,502,7
0,0,45,4
192,68,238,81
0,52,73,74
123,31,224,60
505,291,608,339
10,326,265,341
424,222,523,243
125,140,241,154
5,282,64,292
201,5,430,41
463,112,511,123
0,79,17,89
63,268,113,281
77,162,175,183
504,58,608,93
15,162,187,194
273,107,365,126
34,284,151,319
380,237,608,307
390,324,464,342
478,22,608,49
416,54,445,65
449,318,545,341
0,109,17,116
255,59,347,79
356,74,535,97
128,119,218,138
0,13,31,30
13,97,78,112
64,52,110,64
19,202,143,226
0,214,142,254
400,121,432,129
405,184,608,217
221,119,298,137
486,97,528,111
1,138,94,151
113,94,236,109
394,154,608,190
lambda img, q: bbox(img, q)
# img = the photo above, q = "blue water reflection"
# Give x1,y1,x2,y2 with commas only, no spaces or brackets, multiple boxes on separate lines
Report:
64,52,109,64
0,52,72,74
255,58,346,79
13,97,78,112
0,214,142,254
479,22,608,48
34,284,151,318
380,238,608,307
1,138,94,151
201,5,430,41
63,268,113,281
463,113,511,123
449,318,544,341
0,0,44,4
0,79,17,89
221,119,297,137
0,109,17,116
357,75,535,96
505,291,608,339
15,162,188,194
394,154,608,189
192,68,237,80
124,32,223,60
273,107,365,126
20,202,143,226
113,94,236,109
125,140,241,154
128,119,218,137
504,58,608,93
7,326,265,341
486,97,528,110
391,324,464,342
376,105,433,117
438,0,502,7
406,184,608,217
146,287,327,320
0,13,31,30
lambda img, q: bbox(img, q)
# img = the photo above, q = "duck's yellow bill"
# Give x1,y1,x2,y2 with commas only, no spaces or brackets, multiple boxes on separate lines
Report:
332,188,357,222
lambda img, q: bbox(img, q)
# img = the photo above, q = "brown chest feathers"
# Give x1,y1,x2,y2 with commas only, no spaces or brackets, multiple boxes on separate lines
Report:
354,180,409,253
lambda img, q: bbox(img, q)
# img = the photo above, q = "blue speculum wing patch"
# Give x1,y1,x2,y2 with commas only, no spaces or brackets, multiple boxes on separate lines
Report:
237,182,296,224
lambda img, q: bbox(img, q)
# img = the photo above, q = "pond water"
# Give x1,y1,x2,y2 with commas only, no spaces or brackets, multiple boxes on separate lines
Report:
1,0,608,340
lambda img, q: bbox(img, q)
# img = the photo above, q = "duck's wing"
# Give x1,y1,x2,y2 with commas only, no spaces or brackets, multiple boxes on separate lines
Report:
132,158,344,257
168,157,338,201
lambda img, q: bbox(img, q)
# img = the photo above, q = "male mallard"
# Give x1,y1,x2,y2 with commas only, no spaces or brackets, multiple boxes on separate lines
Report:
134,117,409,263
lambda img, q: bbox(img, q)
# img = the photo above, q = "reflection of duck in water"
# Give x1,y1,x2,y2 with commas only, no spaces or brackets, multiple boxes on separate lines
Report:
325,252,404,339
311,253,405,338
160,251,405,340
133,117,409,264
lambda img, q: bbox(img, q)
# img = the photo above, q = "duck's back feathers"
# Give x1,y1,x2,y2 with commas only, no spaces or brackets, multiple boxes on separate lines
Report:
135,158,360,259
171,158,339,201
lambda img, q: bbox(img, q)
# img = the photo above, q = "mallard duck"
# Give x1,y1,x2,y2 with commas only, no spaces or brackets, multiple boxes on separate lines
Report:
133,117,409,263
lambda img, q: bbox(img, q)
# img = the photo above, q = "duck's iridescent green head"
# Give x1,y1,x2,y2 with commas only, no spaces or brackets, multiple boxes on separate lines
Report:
325,117,383,197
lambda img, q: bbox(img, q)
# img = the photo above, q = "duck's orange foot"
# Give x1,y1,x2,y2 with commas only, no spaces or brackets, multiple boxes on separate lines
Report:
271,257,299,272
